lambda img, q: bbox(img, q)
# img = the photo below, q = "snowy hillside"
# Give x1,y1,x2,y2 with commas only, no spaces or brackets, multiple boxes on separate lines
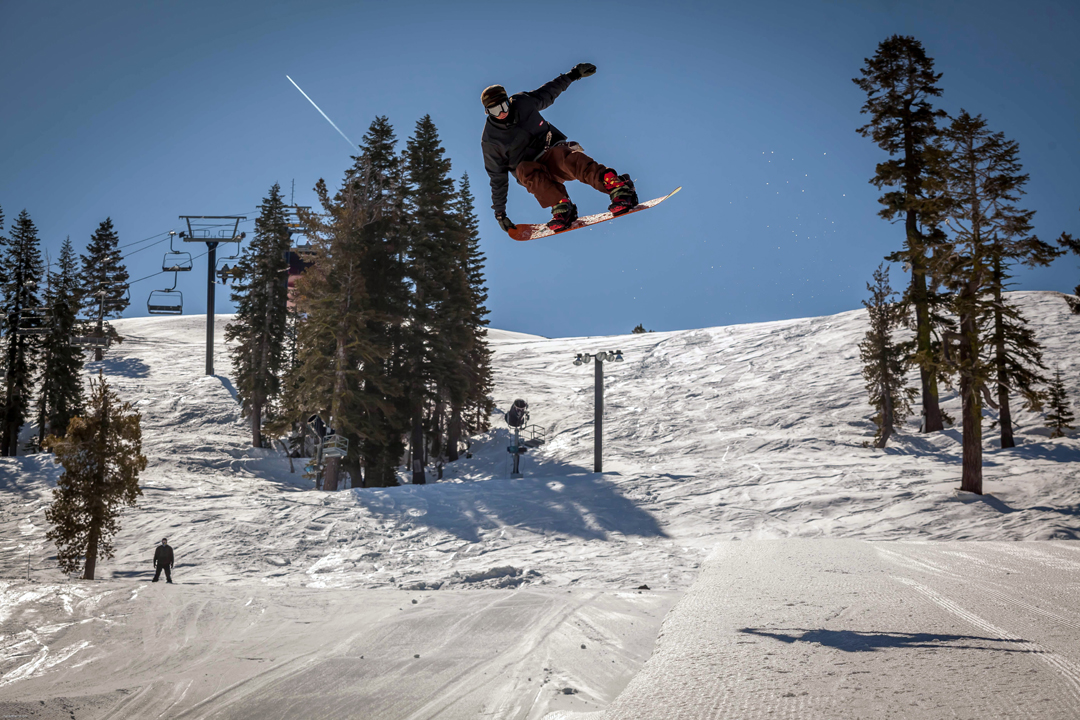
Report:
1,290,1078,718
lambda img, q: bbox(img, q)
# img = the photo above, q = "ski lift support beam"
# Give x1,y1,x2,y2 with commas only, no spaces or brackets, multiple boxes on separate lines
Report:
180,216,246,376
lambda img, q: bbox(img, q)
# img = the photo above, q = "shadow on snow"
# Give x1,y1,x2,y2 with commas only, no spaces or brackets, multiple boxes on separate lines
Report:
88,356,151,379
739,627,1028,653
354,462,669,543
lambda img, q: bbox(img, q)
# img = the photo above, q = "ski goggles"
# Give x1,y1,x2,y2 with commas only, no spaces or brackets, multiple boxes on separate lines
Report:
485,100,509,118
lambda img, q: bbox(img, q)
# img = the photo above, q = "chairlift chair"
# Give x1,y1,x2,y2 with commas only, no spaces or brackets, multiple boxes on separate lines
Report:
322,434,349,459
70,335,109,349
215,236,244,284
215,259,244,285
104,283,131,311
147,272,183,315
147,290,183,315
162,231,193,272
16,306,50,335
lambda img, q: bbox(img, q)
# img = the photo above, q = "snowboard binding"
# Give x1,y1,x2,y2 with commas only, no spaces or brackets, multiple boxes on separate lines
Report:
605,172,639,216
547,198,579,232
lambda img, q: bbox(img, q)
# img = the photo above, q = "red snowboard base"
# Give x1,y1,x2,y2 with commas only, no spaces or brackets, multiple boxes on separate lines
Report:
507,187,682,242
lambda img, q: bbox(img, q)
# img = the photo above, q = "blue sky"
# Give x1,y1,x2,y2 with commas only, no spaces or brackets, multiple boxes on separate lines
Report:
2,0,1078,338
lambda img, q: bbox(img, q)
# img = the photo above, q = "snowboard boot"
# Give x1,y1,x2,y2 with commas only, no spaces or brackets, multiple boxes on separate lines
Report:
547,198,579,232
604,171,639,216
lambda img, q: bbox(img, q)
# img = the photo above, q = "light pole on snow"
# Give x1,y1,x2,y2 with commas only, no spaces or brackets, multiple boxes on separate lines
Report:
572,349,624,473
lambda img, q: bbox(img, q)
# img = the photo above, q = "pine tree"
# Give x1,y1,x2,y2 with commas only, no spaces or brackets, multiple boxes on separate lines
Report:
37,237,85,445
403,115,457,485
1044,368,1075,438
80,218,129,361
351,117,411,487
931,111,1002,492
1,210,45,456
940,113,1060,449
43,372,147,580
456,173,494,447
854,35,950,433
859,264,916,448
633,324,649,334
226,184,293,447
287,160,393,491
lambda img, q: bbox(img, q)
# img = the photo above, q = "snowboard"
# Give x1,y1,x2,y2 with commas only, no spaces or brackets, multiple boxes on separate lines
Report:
507,187,682,242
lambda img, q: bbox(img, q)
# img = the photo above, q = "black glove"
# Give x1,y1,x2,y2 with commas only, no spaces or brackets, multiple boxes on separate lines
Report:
568,63,596,81
495,212,516,231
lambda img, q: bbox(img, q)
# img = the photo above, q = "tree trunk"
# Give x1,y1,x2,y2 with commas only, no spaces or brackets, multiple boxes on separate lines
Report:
960,379,983,494
448,405,462,461
411,398,426,485
959,312,983,494
2,329,18,456
324,456,340,491
251,400,262,448
992,287,1015,449
430,397,444,462
94,298,105,362
3,383,24,456
83,525,99,580
875,383,894,449
903,109,943,434
911,259,943,432
324,320,350,492
997,371,1014,448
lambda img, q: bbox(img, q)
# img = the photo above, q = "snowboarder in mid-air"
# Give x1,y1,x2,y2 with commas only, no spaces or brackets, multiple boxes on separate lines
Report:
482,63,639,234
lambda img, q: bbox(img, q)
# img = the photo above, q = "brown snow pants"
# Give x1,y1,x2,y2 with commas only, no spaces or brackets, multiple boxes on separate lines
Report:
514,143,611,209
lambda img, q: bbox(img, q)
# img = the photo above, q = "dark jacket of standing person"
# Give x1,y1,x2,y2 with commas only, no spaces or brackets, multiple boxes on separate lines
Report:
154,541,174,569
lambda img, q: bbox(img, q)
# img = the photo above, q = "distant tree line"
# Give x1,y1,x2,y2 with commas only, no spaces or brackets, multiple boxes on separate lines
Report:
228,115,494,489
0,205,132,456
854,35,1075,492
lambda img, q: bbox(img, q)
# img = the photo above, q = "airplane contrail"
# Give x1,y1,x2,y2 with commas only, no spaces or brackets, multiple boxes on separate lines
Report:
286,75,356,151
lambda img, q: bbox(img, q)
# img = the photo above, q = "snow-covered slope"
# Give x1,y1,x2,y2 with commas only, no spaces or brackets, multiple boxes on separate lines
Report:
1,291,1077,718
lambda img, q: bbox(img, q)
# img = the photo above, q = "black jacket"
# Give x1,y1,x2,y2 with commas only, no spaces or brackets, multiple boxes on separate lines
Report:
482,73,574,214
154,544,174,568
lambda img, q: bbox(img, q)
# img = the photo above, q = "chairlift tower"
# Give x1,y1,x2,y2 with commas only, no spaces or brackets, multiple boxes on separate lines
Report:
572,350,624,473
180,216,246,375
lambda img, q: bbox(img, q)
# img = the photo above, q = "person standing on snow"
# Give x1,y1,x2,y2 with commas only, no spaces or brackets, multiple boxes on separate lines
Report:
481,63,639,233
152,537,174,583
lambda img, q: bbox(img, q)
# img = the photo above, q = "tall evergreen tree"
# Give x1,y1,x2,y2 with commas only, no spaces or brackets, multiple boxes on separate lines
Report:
37,237,85,445
855,35,950,433
44,372,146,580
226,184,293,447
287,161,393,491
80,218,129,361
1,210,45,456
931,111,1002,492
403,115,457,484
1044,368,1075,439
455,173,494,447
940,112,1059,450
859,264,916,449
351,117,411,487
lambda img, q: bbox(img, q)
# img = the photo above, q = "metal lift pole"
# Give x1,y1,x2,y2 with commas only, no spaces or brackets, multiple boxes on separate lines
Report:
595,357,603,473
181,216,244,377
206,241,218,376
